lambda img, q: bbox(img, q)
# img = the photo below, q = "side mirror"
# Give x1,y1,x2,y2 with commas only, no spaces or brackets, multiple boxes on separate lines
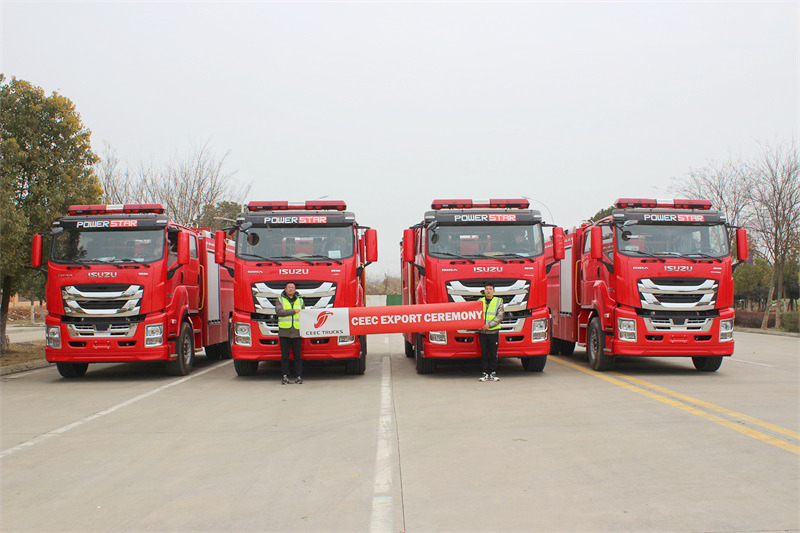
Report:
590,226,603,260
736,228,749,262
214,231,226,264
402,229,416,263
178,232,190,265
365,229,378,263
31,234,43,268
552,227,565,261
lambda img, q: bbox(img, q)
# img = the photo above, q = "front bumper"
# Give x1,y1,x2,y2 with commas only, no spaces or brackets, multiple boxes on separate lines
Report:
610,307,735,357
44,313,174,363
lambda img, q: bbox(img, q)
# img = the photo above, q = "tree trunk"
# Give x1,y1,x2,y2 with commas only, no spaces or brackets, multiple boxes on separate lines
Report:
761,269,776,329
0,275,13,353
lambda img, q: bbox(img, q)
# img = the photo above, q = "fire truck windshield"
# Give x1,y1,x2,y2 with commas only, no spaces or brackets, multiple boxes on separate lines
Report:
237,226,355,261
427,224,544,259
616,223,730,258
51,229,165,264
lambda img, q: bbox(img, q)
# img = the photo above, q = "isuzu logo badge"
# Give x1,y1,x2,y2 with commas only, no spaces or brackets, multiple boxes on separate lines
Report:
88,272,117,278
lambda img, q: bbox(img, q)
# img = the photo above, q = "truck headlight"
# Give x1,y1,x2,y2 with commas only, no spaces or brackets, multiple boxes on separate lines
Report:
720,319,733,342
532,319,548,342
234,322,251,347
338,335,356,345
429,331,447,344
617,318,637,342
46,325,61,349
144,323,164,347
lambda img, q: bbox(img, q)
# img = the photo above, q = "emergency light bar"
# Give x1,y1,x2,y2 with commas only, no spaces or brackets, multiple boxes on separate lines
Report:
67,203,166,215
247,200,347,212
614,198,712,210
431,198,530,210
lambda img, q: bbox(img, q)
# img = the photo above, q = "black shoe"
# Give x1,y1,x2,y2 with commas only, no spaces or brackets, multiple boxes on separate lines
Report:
281,375,289,385
295,376,303,384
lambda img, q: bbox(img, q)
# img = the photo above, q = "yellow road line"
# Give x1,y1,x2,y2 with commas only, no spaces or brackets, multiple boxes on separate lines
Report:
612,372,800,441
551,357,800,456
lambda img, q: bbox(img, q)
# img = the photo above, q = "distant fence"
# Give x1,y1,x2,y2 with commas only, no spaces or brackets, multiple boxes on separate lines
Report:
365,295,402,306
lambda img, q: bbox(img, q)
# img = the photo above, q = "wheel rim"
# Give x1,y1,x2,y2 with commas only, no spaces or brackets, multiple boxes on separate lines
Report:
182,335,192,365
588,329,598,363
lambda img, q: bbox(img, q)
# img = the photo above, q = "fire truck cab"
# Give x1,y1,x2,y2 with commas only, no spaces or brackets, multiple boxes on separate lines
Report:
401,198,565,374
215,200,377,377
32,204,234,377
545,198,748,372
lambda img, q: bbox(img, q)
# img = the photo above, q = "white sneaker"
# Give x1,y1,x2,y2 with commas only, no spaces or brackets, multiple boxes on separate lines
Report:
478,372,489,382
489,372,500,381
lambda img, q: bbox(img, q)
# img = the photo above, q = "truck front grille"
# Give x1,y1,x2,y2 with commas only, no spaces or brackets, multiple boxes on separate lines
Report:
638,278,717,311
446,278,529,333
61,284,143,317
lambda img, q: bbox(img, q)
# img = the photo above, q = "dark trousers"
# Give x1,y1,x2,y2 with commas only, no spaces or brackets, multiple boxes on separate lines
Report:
478,332,499,373
280,337,302,377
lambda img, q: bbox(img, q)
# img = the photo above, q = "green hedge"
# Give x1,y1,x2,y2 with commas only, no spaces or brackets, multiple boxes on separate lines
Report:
780,311,799,333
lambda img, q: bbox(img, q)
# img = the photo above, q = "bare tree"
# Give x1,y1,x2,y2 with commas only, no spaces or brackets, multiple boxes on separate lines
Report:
745,140,800,328
95,142,137,204
670,158,751,250
140,142,250,226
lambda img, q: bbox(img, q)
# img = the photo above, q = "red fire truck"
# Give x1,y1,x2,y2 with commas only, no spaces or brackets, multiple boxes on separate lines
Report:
545,198,748,372
31,204,234,378
214,200,377,376
401,199,565,374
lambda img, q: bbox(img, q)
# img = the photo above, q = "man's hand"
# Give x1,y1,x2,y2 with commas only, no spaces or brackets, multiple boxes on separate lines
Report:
294,309,301,315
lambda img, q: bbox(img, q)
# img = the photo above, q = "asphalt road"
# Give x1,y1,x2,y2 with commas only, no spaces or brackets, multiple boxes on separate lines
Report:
1,331,797,532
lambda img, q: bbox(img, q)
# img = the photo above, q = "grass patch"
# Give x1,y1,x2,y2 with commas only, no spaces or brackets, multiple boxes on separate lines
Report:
1,341,46,367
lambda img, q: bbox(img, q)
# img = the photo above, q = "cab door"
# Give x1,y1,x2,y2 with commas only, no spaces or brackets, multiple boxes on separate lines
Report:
184,234,200,310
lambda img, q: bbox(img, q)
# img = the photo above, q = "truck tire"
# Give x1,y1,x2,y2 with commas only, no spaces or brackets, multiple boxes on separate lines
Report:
345,353,366,375
205,344,221,361
693,356,723,372
414,333,436,374
587,317,613,371
233,359,259,376
559,341,576,356
549,338,562,355
56,362,88,378
405,340,415,358
166,322,194,376
521,354,547,372
205,339,233,361
221,324,233,359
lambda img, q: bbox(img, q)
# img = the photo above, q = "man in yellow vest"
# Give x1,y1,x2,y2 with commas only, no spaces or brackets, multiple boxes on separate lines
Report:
478,281,504,382
275,282,305,384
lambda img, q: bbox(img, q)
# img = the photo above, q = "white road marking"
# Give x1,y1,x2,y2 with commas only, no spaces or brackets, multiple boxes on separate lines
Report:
0,361,232,460
369,356,394,533
729,358,774,368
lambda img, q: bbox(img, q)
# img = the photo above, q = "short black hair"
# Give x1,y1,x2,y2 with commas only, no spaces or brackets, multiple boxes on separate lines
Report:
484,281,495,288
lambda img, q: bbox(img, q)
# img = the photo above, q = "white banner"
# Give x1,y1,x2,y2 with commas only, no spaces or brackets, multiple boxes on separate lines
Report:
299,308,351,338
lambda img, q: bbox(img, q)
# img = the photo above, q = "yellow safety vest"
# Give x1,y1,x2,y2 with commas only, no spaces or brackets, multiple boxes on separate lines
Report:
278,296,303,329
481,296,502,331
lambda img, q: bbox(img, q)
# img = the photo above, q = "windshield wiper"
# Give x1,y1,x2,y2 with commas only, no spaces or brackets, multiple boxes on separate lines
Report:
686,252,722,263
627,250,666,263
470,253,508,264
114,258,151,268
494,253,536,263
239,253,281,265
66,259,91,269
434,252,476,264
303,254,343,265
93,258,125,269
270,255,316,265
654,251,697,263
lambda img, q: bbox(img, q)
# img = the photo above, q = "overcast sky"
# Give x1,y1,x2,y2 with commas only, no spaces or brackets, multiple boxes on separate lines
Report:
3,1,798,275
